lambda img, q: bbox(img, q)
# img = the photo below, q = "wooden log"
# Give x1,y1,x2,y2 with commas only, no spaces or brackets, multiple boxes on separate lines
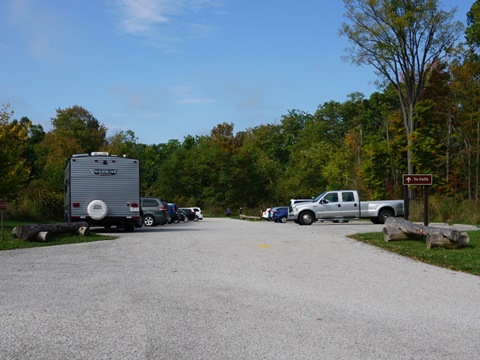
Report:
77,226,90,236
383,217,469,249
12,222,90,241
383,226,417,241
383,217,424,241
239,214,261,220
36,231,50,242
426,232,469,249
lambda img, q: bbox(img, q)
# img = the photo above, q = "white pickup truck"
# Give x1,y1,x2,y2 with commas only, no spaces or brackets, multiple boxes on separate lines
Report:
288,190,404,225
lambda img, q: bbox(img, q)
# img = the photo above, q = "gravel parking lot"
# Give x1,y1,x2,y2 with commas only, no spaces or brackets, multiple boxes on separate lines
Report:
1,218,479,359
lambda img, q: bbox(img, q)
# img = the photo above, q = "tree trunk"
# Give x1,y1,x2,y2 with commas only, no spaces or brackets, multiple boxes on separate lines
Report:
383,217,424,241
12,222,90,242
239,214,261,220
426,232,470,250
383,217,469,249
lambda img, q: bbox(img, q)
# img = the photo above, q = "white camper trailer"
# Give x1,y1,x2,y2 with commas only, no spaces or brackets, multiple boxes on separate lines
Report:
64,152,141,231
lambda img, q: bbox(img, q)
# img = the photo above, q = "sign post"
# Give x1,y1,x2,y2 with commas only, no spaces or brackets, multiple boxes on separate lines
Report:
402,174,432,226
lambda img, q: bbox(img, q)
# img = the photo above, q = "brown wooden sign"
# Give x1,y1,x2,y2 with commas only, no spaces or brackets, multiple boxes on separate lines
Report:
402,174,433,186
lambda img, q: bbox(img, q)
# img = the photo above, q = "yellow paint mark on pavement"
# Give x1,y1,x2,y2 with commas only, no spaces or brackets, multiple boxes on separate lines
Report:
257,244,272,249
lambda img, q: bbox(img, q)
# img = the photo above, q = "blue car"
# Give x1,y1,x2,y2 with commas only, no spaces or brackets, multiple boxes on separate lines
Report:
271,206,289,223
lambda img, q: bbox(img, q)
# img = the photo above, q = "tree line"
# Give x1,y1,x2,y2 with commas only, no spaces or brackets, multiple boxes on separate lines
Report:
2,0,480,219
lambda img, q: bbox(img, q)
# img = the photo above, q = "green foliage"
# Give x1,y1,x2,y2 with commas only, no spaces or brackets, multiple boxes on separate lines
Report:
9,180,64,220
0,104,31,200
408,195,480,225
51,105,107,152
341,0,464,176
359,142,390,199
466,0,480,50
105,130,138,157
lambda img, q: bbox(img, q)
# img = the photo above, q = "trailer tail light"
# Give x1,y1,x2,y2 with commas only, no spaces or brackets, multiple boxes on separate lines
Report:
72,202,80,207
130,203,139,208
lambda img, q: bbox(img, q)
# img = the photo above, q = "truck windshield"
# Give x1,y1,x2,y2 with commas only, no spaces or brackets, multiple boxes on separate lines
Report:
313,192,326,202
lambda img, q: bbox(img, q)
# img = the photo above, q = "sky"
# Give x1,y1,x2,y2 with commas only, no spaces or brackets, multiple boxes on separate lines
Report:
0,0,473,145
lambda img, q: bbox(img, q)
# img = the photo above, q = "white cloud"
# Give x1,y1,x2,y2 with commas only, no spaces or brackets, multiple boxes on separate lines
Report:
111,0,224,43
177,97,215,105
113,0,170,34
170,84,215,105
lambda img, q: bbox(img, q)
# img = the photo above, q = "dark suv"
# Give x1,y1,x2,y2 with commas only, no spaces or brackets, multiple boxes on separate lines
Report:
141,197,169,226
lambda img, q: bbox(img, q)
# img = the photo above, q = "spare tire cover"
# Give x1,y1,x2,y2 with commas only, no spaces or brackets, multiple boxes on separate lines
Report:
87,200,108,220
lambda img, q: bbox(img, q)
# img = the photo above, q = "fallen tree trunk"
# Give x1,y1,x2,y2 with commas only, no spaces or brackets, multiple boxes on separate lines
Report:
239,214,261,220
12,222,90,242
383,217,469,249
425,232,469,249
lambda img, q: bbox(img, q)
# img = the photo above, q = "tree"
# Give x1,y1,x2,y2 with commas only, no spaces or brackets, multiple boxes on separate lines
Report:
340,0,463,177
466,0,480,50
51,105,107,153
105,130,138,157
37,106,107,186
0,104,31,199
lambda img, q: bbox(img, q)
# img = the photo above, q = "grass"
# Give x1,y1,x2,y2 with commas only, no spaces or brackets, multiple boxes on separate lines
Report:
0,220,116,251
349,230,480,276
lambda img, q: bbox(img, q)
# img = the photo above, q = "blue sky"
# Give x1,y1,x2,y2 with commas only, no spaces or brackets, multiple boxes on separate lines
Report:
0,0,472,145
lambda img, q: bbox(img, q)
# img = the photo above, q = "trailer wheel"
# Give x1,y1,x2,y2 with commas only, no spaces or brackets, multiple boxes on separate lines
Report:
87,200,108,220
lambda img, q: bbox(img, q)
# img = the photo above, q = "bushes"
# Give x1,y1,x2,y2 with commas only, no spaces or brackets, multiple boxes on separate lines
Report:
7,180,63,221
409,195,480,225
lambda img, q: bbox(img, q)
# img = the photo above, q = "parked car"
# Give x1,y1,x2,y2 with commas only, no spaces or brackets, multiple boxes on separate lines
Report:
272,206,289,223
178,208,196,221
141,197,169,226
187,207,203,221
262,208,272,221
289,198,314,206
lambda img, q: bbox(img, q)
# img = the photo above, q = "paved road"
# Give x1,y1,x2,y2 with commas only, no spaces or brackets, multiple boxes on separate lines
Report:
1,219,479,359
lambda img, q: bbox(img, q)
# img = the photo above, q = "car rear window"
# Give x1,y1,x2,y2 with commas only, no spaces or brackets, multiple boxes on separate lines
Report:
142,199,159,207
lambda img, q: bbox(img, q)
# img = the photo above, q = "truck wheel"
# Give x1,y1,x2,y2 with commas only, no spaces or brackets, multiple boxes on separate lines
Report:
378,209,394,224
143,214,155,226
299,211,315,225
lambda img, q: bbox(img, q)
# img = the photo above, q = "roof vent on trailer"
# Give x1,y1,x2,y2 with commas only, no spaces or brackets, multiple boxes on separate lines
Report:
91,152,109,156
